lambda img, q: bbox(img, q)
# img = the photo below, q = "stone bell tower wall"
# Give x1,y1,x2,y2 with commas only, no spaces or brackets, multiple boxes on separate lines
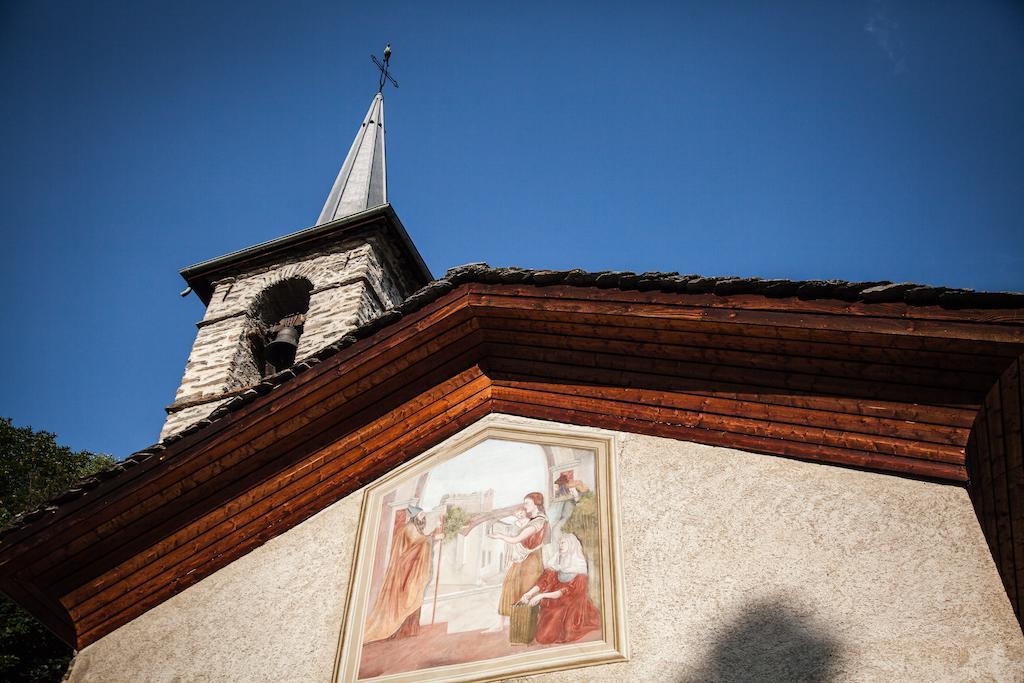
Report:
161,234,414,439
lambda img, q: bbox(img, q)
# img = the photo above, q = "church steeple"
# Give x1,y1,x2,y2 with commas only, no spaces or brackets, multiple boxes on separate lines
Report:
163,45,429,439
316,91,387,225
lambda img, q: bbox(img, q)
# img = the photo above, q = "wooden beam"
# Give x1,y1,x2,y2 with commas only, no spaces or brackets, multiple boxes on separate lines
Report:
2,280,1022,647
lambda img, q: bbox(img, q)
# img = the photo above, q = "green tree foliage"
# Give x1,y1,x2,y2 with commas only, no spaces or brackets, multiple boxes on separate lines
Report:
441,506,471,541
0,417,116,682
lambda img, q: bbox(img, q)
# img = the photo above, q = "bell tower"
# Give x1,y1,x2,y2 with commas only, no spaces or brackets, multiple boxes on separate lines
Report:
162,47,430,438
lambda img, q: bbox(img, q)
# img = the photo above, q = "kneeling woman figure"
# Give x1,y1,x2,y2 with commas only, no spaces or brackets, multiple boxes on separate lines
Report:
517,533,601,644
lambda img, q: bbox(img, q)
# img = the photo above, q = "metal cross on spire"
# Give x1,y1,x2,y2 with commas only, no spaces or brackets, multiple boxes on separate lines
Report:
372,43,399,93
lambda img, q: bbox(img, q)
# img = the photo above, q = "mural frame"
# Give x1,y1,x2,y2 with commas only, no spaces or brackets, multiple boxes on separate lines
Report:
332,417,629,682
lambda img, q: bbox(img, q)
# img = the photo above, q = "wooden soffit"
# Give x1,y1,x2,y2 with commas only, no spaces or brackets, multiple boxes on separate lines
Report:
1,272,1023,648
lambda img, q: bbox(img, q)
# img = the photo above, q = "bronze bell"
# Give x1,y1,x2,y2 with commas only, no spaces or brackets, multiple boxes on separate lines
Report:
266,326,300,369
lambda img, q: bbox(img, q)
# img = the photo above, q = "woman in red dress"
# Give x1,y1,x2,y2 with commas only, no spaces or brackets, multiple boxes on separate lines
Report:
517,533,601,644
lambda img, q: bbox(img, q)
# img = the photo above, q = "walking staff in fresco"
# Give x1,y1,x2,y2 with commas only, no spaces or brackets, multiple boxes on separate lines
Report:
363,506,443,642
486,492,549,634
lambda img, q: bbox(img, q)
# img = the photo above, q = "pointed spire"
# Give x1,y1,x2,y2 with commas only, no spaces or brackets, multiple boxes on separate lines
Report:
316,92,387,225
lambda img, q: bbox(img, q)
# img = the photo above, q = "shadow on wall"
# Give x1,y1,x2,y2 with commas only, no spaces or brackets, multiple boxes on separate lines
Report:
682,597,843,682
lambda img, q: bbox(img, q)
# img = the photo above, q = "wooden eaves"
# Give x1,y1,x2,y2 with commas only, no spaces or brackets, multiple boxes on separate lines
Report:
1,264,1022,648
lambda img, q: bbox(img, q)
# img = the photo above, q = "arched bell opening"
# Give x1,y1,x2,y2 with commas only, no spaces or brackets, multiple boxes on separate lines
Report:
248,277,314,377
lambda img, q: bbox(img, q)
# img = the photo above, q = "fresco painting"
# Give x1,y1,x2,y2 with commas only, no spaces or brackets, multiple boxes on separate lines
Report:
335,427,626,682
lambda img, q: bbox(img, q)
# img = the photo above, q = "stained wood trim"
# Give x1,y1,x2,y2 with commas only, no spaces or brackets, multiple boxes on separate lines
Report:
966,355,1024,624
481,339,981,411
1006,362,1024,614
64,369,490,619
479,323,991,394
53,343,487,599
1,280,1022,647
490,375,968,448
45,327,488,593
480,313,1014,374
483,356,975,429
2,578,75,646
490,399,964,482
77,387,495,646
71,373,493,640
0,288,476,567
468,283,1024,329
467,287,1024,343
473,303,1024,358
489,390,966,480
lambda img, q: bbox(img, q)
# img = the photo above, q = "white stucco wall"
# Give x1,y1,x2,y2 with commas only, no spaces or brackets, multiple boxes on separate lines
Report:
67,415,1024,682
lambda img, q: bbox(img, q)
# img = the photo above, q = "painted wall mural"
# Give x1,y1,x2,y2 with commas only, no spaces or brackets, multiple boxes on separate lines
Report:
334,423,627,682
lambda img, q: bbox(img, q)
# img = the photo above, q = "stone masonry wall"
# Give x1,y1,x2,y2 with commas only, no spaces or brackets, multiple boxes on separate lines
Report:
161,235,414,438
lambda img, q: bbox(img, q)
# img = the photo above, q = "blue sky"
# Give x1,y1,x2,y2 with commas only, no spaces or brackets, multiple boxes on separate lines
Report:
1,1,1022,457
